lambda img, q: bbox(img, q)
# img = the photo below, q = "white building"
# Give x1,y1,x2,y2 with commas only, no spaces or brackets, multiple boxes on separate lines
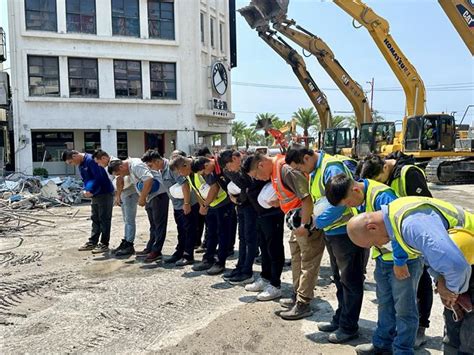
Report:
7,0,235,175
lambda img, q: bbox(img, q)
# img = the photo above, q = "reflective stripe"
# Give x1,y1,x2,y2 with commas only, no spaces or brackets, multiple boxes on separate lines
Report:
392,165,426,197
272,155,301,213
393,201,464,229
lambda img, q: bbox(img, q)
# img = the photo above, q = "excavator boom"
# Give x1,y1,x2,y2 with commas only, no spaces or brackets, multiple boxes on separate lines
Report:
439,0,474,55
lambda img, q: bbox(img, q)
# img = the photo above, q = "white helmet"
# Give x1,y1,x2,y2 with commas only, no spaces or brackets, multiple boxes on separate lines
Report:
169,183,184,199
258,182,278,209
227,181,241,196
285,208,302,231
313,197,331,219
199,183,211,199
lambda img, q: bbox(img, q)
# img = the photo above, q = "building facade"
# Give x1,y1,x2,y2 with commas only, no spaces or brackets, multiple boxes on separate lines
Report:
8,0,235,175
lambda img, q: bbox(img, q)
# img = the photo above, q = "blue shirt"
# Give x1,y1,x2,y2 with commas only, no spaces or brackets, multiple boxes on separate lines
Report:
358,179,398,213
79,153,114,196
312,152,349,236
381,205,471,293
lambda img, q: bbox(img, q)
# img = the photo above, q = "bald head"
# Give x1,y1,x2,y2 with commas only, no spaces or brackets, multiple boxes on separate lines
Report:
347,211,389,249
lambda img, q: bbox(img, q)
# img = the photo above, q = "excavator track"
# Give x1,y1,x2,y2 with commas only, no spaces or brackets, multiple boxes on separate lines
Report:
425,157,474,185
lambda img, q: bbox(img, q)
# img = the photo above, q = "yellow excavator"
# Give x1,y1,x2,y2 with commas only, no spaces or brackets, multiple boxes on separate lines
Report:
439,0,474,55
333,0,474,184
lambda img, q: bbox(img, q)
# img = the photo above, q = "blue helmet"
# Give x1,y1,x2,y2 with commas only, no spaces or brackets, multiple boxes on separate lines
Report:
136,179,160,193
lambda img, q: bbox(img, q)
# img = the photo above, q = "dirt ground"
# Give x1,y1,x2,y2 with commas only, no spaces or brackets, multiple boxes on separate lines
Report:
1,184,473,354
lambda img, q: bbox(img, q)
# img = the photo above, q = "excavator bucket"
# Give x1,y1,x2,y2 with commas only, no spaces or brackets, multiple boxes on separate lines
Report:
251,0,289,21
238,5,268,30
254,118,273,131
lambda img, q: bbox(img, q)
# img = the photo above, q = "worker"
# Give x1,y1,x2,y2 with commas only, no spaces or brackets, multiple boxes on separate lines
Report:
285,144,363,344
347,196,474,355
325,174,424,354
359,152,433,347
423,121,437,149
243,151,325,321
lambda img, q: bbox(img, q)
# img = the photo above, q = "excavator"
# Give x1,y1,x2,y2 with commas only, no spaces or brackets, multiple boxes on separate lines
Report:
238,3,353,155
331,0,474,184
439,0,474,55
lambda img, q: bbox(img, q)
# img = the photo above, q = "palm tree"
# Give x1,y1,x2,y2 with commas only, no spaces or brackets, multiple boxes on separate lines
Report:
231,120,247,147
243,127,261,149
292,107,319,147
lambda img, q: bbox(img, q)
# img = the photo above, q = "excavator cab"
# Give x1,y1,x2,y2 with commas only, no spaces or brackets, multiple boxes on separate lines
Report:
404,114,456,152
357,122,396,158
321,128,352,155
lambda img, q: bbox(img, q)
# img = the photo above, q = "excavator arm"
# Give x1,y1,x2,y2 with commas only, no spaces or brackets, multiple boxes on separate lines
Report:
239,5,332,131
439,0,474,55
333,0,426,118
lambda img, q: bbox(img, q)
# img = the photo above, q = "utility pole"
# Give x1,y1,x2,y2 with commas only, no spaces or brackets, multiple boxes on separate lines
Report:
366,77,375,112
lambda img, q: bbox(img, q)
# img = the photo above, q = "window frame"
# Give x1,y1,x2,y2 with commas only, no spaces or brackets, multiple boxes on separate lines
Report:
116,131,128,160
84,131,101,154
25,0,58,32
149,61,177,100
219,22,224,52
66,0,97,34
68,57,99,98
200,12,205,44
210,17,215,48
111,0,140,37
27,55,60,97
147,0,175,40
113,59,143,98
32,131,74,162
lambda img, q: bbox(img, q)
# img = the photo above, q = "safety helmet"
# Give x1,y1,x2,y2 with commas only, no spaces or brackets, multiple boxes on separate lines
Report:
448,228,474,265
136,179,160,193
227,181,241,196
258,182,278,209
169,183,184,199
285,208,302,231
199,183,211,199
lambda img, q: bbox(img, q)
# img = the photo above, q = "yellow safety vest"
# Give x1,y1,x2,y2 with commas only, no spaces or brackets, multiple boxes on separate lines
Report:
390,165,426,197
189,173,227,208
309,153,356,232
387,196,474,263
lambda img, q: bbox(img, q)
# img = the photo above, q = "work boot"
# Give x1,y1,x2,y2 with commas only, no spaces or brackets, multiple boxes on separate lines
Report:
328,329,359,344
114,240,135,257
279,294,296,309
279,301,313,320
78,242,96,251
144,251,162,263
414,326,427,349
135,249,151,257
355,343,393,355
317,321,339,332
91,243,109,254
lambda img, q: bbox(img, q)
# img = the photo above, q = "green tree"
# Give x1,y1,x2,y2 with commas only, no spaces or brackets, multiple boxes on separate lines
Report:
243,127,261,149
231,120,247,147
292,107,318,147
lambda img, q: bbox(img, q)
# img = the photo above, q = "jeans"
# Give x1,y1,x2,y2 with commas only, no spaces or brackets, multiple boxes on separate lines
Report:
417,265,433,328
121,192,139,243
373,257,423,354
203,203,233,266
89,193,114,246
145,193,170,253
173,203,199,260
235,204,258,276
324,233,365,333
257,211,285,287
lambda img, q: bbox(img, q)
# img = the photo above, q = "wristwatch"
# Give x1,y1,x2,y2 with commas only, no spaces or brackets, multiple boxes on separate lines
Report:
303,222,314,233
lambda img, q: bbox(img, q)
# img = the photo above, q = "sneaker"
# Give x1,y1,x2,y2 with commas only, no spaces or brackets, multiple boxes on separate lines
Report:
414,326,427,349
328,329,359,344
279,301,313,320
223,268,241,280
91,243,109,254
78,242,96,251
317,321,339,332
135,249,151,257
144,251,162,263
112,239,127,253
165,254,181,264
115,242,135,257
228,274,254,285
175,258,194,267
257,284,282,301
279,295,296,309
244,277,268,292
192,260,214,271
355,344,393,355
207,264,225,275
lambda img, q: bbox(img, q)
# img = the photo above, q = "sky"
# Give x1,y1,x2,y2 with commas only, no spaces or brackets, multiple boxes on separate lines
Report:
0,0,472,126
232,0,474,126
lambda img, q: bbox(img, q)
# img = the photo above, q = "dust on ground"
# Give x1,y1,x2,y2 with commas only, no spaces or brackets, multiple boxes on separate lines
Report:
1,184,473,354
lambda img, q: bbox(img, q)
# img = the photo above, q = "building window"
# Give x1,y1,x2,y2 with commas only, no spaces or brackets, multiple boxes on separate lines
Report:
112,0,140,37
200,13,205,44
66,0,96,34
32,131,74,162
114,60,142,98
117,132,128,159
219,22,224,52
68,58,98,97
84,131,100,153
150,62,176,100
25,0,57,32
28,55,60,97
148,0,175,40
210,17,215,48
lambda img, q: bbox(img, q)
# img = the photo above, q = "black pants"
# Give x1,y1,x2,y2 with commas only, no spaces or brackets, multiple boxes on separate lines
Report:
89,193,114,246
417,265,433,328
173,203,199,260
229,206,238,252
236,204,258,276
443,266,474,354
196,214,207,247
145,193,170,253
257,212,285,288
203,203,233,266
324,233,365,333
